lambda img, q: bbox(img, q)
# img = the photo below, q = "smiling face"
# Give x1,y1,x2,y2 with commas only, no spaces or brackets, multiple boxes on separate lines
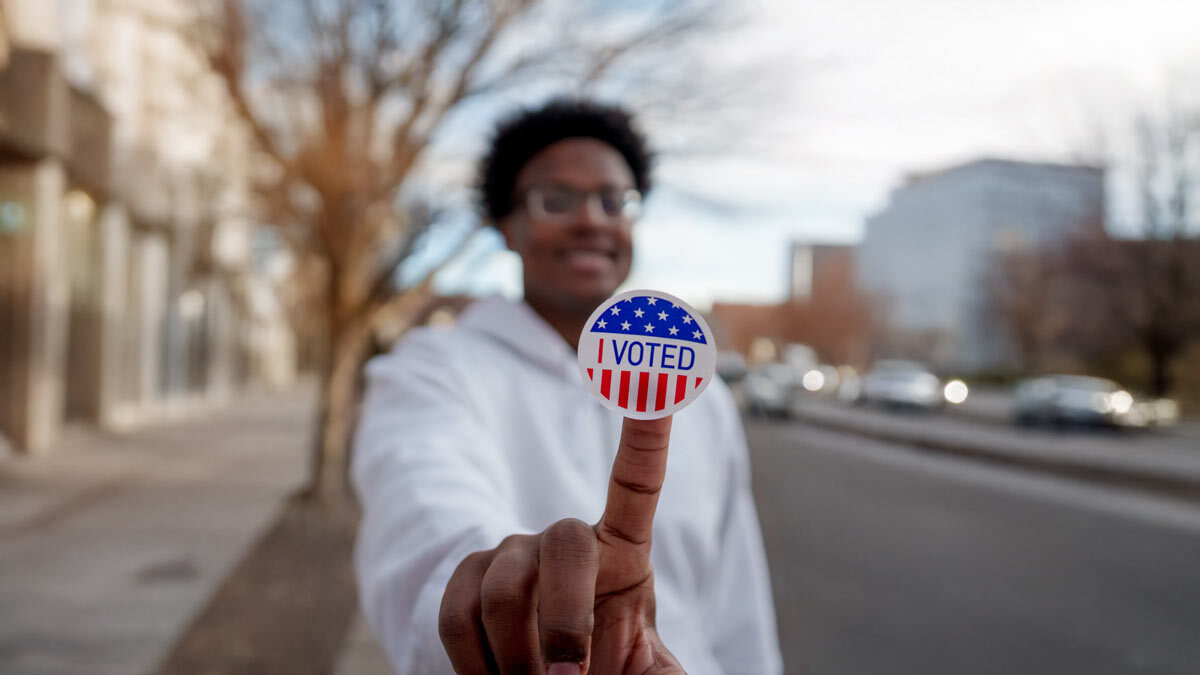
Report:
499,137,637,318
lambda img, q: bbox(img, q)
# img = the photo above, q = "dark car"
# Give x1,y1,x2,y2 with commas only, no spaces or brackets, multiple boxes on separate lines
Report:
1013,375,1150,427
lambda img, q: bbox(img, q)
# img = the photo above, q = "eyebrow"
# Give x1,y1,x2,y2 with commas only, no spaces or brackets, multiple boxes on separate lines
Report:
522,181,634,192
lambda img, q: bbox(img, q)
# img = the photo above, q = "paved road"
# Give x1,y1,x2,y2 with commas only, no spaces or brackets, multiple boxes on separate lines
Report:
746,418,1200,675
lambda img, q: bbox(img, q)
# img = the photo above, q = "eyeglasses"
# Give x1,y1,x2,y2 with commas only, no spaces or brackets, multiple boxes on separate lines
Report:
519,184,642,224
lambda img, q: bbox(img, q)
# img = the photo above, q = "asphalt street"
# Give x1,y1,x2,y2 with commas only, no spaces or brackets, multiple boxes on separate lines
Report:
745,417,1200,675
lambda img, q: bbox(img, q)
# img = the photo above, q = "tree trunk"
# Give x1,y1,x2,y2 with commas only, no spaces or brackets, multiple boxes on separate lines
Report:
1148,346,1173,398
301,319,372,508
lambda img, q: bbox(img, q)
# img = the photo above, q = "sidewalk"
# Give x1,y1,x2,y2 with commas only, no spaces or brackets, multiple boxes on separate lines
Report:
788,398,1200,501
0,386,319,675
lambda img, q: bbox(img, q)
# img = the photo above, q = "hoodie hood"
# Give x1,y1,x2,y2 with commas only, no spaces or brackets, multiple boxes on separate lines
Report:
456,296,580,382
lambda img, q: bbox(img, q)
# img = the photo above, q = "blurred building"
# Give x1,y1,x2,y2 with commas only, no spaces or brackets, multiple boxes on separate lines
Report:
858,158,1105,371
711,241,872,368
788,242,855,303
0,0,295,455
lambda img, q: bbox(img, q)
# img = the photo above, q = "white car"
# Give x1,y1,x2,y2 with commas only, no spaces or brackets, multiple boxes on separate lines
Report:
743,363,798,418
857,360,968,411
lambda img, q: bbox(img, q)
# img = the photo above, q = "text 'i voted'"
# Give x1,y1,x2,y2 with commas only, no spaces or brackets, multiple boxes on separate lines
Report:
578,290,716,420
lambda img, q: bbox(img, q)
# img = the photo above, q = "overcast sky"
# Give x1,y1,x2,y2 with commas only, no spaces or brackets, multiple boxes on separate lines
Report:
428,0,1200,309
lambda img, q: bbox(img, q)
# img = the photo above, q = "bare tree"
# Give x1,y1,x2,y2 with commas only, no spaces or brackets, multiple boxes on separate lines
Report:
1109,106,1200,395
190,0,760,505
984,247,1070,372
1048,103,1200,395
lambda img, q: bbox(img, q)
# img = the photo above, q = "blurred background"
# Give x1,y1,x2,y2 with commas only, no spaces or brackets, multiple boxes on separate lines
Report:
1,0,1198,673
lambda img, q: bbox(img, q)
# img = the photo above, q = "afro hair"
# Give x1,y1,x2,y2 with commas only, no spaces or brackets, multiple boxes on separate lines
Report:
477,98,653,223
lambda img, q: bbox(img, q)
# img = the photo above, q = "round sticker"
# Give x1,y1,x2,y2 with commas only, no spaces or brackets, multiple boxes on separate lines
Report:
578,289,716,420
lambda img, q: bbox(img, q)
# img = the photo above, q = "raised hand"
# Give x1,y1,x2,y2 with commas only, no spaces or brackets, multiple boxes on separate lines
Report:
439,416,685,674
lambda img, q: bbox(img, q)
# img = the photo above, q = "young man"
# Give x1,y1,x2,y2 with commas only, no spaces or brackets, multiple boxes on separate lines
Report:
352,99,781,674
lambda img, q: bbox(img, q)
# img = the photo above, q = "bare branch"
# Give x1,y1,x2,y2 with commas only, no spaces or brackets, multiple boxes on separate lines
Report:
205,0,291,169
366,222,483,327
578,3,719,87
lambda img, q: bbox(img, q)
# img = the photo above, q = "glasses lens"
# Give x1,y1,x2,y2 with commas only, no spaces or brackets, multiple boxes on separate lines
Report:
598,190,625,217
526,186,641,222
531,186,575,216
615,190,641,219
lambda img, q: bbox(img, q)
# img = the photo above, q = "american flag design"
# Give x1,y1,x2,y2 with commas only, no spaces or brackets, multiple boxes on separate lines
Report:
578,290,716,420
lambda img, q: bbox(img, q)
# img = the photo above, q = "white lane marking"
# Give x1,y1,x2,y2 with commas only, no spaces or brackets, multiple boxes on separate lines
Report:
788,425,1200,535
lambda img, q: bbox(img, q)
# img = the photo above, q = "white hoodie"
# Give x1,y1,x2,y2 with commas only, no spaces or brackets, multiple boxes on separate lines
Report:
352,297,782,674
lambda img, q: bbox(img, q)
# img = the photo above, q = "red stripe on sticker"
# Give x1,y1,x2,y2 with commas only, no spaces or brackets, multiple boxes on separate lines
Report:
695,377,703,389
618,370,631,408
587,368,593,380
655,372,668,411
598,338,603,364
601,369,612,398
675,374,687,404
637,372,650,412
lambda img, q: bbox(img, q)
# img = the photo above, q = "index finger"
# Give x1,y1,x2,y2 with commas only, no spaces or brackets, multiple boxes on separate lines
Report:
596,415,673,559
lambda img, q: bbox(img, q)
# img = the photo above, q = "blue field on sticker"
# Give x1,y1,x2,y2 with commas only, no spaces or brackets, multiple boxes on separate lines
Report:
587,295,707,344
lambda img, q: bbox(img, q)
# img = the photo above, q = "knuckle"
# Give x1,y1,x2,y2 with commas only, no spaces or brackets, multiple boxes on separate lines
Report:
441,552,486,608
599,519,650,548
479,578,528,617
479,552,536,618
620,424,669,453
541,519,599,561
437,604,477,646
540,611,593,648
612,473,661,496
497,533,533,551
454,550,491,574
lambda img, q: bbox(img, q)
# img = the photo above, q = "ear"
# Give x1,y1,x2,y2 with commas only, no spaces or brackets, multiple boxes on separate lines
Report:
496,214,521,252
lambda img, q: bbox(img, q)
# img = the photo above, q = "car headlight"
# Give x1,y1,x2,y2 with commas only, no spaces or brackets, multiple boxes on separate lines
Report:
1109,390,1133,415
943,379,969,404
802,369,825,392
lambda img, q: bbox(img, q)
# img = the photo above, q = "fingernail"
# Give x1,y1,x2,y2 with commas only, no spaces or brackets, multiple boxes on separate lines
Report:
548,664,582,675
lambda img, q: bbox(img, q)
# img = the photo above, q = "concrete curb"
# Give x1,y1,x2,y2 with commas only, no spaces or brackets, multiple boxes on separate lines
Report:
786,406,1200,503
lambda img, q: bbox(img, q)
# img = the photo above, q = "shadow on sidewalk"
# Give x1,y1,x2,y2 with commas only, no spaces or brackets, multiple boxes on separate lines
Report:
153,495,360,675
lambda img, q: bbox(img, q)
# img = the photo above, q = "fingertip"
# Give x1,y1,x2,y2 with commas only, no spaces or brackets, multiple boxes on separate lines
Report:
623,414,672,436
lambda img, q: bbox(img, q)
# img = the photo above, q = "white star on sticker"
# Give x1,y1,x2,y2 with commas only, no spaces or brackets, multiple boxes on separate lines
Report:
682,316,692,324
657,311,668,321
621,321,631,331
646,297,657,305
644,323,655,333
692,330,702,339
597,319,607,329
668,326,679,336
634,308,644,318
625,297,633,302
610,307,620,316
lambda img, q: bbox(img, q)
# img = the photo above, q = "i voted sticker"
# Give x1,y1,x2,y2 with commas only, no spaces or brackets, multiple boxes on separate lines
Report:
578,290,716,420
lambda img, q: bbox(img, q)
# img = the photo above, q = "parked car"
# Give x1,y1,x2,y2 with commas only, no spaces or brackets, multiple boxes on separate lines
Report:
1012,375,1175,428
743,363,799,418
836,366,863,402
795,364,841,397
856,360,967,410
716,350,748,384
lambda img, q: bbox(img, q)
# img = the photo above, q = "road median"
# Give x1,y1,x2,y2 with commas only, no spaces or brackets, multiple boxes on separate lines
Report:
785,400,1200,502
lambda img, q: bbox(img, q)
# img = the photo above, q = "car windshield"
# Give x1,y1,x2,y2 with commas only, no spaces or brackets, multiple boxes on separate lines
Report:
1050,376,1119,393
758,364,793,381
871,360,927,374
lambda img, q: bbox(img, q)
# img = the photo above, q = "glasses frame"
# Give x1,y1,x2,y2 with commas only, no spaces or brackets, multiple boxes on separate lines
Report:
519,184,643,225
